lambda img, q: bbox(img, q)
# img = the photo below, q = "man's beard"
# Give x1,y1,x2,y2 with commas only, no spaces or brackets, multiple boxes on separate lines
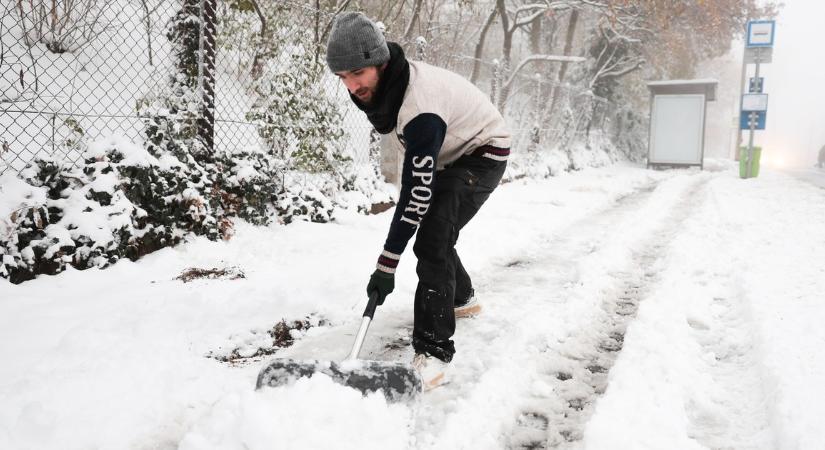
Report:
358,67,384,107
355,87,375,105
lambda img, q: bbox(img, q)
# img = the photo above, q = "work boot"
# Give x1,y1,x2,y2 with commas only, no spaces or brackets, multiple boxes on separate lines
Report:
412,353,448,390
454,294,482,318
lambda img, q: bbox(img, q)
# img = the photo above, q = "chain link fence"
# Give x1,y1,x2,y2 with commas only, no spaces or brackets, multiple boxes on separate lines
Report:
1,0,377,178
2,0,617,178
2,0,171,173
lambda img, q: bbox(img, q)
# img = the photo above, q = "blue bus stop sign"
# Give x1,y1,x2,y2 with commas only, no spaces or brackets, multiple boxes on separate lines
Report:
740,111,767,130
747,20,776,48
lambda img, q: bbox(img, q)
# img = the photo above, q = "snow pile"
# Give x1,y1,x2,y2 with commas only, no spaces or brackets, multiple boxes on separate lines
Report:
179,376,414,450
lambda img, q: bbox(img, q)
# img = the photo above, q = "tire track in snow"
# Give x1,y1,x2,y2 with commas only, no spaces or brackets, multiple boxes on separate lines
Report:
500,195,661,449
393,173,708,449
407,180,663,449
496,174,711,449
579,178,776,449
506,234,676,448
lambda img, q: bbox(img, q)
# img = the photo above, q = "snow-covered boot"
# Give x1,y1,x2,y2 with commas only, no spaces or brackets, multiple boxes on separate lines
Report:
412,353,447,390
454,295,482,318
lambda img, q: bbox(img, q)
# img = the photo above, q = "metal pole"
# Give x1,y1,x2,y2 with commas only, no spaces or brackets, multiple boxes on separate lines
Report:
346,291,380,360
51,114,56,156
197,0,216,155
346,316,373,360
746,112,757,178
746,48,761,178
735,46,748,160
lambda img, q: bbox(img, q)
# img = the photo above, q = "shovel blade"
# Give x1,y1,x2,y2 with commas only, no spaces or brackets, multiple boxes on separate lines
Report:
256,358,422,402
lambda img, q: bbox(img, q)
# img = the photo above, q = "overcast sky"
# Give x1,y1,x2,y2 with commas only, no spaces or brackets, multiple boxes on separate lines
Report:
751,0,825,167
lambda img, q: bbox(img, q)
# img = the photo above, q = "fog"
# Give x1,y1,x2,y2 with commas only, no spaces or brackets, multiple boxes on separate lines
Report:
751,0,825,168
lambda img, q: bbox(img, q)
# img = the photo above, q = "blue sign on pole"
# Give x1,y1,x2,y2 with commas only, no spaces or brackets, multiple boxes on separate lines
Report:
740,111,767,130
747,20,776,48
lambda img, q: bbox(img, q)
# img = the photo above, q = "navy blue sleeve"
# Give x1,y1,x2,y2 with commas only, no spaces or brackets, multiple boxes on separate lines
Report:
376,113,446,274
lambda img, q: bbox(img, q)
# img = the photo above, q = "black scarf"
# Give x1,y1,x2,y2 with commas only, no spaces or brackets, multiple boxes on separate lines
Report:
351,42,410,134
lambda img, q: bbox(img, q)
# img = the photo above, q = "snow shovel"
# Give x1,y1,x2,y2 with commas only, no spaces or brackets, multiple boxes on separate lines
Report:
256,291,422,402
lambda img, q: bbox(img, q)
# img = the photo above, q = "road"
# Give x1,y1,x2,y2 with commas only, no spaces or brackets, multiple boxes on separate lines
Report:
780,167,825,189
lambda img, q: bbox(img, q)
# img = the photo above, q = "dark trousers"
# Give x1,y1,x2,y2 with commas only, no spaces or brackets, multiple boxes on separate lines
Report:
411,154,507,362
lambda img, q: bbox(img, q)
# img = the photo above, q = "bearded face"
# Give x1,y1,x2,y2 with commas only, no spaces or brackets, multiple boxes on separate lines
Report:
335,64,385,106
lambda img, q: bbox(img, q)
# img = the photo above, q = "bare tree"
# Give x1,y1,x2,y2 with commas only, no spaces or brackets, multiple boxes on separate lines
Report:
587,31,644,91
469,7,497,84
140,0,165,66
402,0,424,42
16,0,111,54
249,0,268,79
547,8,579,115
492,0,591,112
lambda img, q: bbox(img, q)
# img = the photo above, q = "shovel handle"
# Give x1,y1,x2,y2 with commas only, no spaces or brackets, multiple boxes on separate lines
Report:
347,291,380,360
363,290,380,319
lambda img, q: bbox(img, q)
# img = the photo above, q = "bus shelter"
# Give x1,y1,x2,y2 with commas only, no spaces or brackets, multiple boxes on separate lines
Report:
646,80,718,169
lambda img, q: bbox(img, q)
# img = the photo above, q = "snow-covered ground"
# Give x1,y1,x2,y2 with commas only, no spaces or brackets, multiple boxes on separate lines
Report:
1,160,824,449
780,167,825,190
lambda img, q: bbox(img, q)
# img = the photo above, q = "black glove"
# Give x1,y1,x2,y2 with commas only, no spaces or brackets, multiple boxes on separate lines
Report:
366,269,395,305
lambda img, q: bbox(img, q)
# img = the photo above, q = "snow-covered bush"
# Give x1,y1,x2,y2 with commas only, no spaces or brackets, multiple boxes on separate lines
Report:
0,130,386,282
59,117,88,158
610,108,648,162
276,181,335,225
0,137,200,283
136,0,203,167
246,56,350,175
211,146,280,227
228,4,386,222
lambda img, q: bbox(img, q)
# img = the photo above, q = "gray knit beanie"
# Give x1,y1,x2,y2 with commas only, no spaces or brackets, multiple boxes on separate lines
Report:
326,12,390,72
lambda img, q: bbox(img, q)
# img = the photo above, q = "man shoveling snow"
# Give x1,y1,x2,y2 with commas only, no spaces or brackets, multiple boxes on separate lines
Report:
326,12,511,389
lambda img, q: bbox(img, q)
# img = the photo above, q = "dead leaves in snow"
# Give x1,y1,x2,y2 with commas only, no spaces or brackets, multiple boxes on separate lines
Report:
175,266,245,283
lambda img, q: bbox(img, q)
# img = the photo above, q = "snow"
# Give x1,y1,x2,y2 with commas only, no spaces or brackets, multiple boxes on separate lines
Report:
583,166,825,449
0,172,47,237
86,135,160,168
646,79,719,86
231,162,261,183
42,225,74,259
2,160,825,448
179,375,413,450
53,186,121,248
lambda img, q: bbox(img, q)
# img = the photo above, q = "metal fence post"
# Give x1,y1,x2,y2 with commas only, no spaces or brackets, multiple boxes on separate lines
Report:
198,0,217,155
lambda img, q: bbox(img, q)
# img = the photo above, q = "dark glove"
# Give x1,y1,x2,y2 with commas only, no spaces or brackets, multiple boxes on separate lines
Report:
366,269,395,305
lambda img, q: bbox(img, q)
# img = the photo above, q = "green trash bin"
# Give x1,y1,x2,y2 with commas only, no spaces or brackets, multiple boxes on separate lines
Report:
739,146,762,178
